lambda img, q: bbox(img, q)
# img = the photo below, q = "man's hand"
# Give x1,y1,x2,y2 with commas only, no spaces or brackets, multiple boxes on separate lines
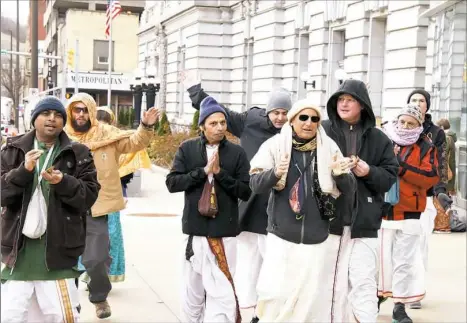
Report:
274,154,289,178
211,152,220,175
25,149,43,172
352,159,370,177
437,193,453,211
393,144,400,155
180,70,201,89
141,107,161,127
41,169,64,185
331,154,352,176
204,151,218,175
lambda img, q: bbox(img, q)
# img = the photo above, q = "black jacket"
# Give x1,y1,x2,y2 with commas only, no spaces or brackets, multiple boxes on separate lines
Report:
250,149,356,245
422,114,447,197
165,135,251,238
1,130,100,270
322,79,399,239
188,84,279,234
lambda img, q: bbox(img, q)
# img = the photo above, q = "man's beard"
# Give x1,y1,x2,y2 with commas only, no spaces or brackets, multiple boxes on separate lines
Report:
71,119,92,133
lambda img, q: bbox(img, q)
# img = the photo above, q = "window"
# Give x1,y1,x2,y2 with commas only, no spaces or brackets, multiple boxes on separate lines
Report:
98,56,108,64
93,40,114,71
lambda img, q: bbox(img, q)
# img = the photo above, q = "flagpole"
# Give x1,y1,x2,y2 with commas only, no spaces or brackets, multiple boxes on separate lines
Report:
107,13,113,109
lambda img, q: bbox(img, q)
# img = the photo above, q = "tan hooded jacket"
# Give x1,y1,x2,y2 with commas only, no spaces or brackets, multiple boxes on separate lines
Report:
65,93,153,216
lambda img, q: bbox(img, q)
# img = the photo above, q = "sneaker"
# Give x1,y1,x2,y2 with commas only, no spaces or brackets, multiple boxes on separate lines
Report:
409,301,422,309
94,300,111,319
434,230,451,234
250,317,259,323
392,303,413,323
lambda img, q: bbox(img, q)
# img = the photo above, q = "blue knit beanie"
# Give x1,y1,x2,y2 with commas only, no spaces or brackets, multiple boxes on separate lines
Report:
31,96,67,125
198,96,227,126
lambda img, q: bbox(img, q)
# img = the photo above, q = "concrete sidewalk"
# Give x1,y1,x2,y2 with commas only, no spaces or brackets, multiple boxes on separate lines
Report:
78,167,466,323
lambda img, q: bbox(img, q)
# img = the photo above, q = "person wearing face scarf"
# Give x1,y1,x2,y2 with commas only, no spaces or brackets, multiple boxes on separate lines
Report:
248,100,356,322
406,90,452,310
378,104,440,323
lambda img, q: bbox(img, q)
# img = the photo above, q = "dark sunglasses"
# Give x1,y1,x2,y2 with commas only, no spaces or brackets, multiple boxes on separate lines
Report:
73,107,88,114
298,114,320,123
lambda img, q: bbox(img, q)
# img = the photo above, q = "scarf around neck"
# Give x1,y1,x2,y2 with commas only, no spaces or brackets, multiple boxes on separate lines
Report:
292,134,317,152
383,120,423,146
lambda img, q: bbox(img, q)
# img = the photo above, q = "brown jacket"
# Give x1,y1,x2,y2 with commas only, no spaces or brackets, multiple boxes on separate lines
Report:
65,93,154,216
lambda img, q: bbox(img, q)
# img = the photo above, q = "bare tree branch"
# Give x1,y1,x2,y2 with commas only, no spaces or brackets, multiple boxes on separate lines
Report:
1,58,25,121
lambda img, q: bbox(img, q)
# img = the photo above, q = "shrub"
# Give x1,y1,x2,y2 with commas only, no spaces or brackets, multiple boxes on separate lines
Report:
157,111,171,136
148,130,240,169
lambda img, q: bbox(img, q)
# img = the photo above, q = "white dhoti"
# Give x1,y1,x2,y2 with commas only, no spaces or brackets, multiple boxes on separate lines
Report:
234,231,266,309
378,220,425,304
326,227,379,323
1,279,80,323
255,233,335,323
181,235,238,323
419,197,436,270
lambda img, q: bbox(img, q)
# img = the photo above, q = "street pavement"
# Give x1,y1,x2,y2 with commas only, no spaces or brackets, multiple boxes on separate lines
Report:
78,166,467,323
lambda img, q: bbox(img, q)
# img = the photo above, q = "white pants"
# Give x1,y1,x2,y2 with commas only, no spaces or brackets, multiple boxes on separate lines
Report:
420,197,436,270
255,233,335,323
378,228,425,304
1,279,80,323
234,231,266,309
181,236,238,323
327,227,379,323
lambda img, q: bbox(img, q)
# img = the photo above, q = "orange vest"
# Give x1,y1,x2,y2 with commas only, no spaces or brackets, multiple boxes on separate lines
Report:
386,136,439,221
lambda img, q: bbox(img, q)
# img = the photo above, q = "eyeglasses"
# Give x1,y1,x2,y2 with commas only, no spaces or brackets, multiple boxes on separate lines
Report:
298,114,320,123
72,107,88,114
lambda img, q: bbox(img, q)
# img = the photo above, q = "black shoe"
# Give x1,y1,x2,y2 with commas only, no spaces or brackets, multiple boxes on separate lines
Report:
392,303,413,323
77,304,81,313
250,316,259,323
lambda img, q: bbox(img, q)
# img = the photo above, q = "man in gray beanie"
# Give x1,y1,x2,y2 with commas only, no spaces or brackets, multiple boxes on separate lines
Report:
183,73,291,323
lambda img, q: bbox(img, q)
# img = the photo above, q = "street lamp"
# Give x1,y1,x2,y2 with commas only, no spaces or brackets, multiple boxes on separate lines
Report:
130,68,143,128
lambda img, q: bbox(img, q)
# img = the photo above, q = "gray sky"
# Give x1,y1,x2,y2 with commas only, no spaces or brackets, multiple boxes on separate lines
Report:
1,0,29,24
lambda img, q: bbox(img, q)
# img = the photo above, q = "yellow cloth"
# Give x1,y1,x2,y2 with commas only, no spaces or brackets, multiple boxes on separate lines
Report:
64,92,154,216
97,106,116,125
95,104,151,178
119,150,151,178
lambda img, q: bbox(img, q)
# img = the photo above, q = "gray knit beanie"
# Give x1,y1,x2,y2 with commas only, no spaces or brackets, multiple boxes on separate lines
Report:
266,88,292,114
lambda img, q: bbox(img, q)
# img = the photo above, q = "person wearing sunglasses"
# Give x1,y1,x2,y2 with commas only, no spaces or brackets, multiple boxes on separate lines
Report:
64,93,160,319
321,79,399,322
181,72,292,323
248,99,356,322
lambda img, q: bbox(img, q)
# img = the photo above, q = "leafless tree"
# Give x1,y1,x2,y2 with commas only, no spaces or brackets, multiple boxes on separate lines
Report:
1,58,25,121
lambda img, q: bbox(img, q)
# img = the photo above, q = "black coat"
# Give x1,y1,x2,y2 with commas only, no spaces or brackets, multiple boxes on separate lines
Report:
165,135,251,238
188,84,279,234
322,79,399,239
1,130,100,270
422,114,447,197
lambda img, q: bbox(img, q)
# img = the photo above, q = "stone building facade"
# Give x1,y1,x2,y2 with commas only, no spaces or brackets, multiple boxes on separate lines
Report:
139,0,465,202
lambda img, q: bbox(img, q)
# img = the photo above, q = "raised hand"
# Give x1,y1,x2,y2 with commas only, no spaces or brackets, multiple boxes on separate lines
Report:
142,107,161,126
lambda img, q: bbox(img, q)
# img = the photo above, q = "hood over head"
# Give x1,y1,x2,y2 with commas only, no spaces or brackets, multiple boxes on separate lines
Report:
326,79,375,131
65,92,99,130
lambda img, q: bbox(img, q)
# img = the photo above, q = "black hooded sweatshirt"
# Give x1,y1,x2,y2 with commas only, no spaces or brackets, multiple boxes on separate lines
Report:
322,79,399,238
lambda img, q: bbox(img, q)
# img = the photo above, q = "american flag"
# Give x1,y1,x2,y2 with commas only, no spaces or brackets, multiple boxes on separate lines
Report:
105,0,122,37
